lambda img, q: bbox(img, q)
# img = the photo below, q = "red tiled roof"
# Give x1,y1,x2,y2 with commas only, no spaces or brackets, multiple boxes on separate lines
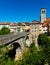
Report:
17,22,30,26
17,23,25,26
0,22,10,25
10,23,17,26
32,20,40,24
0,22,17,26
43,18,50,26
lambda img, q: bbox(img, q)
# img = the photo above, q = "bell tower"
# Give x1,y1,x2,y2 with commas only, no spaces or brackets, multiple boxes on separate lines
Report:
40,8,46,23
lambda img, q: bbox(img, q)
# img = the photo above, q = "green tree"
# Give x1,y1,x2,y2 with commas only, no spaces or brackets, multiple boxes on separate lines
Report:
38,34,48,46
17,43,46,65
0,26,10,35
17,34,50,65
38,33,50,65
0,45,16,65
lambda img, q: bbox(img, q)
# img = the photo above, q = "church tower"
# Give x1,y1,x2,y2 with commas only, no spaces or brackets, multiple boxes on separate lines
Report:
40,8,46,23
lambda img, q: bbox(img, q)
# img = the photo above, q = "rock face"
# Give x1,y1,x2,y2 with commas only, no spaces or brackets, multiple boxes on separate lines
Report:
34,38,39,51
26,39,31,47
15,47,22,61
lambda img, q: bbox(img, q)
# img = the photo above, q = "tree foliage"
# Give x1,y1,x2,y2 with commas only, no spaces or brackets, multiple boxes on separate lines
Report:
0,26,10,35
38,34,48,46
17,43,46,65
17,34,50,65
0,33,50,65
0,45,16,65
38,33,50,64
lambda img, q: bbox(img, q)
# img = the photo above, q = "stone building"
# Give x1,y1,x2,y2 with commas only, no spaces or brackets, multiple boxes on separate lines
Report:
16,22,25,33
40,8,46,23
30,21,40,39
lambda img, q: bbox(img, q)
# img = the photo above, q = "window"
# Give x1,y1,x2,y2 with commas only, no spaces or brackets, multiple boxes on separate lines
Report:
43,30,45,31
39,30,41,31
17,27,20,32
44,10,45,13
42,10,45,14
42,11,44,14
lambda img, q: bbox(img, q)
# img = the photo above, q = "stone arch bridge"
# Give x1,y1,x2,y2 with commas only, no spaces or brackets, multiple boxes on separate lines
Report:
0,32,33,60
0,32,33,50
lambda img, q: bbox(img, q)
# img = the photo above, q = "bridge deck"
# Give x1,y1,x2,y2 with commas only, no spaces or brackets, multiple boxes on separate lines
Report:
0,32,29,46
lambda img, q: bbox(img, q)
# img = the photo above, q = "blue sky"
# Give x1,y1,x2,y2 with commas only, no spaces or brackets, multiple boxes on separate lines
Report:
0,0,50,23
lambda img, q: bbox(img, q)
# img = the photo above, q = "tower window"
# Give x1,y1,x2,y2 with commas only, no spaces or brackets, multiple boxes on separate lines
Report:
42,10,45,14
44,10,45,13
42,11,44,14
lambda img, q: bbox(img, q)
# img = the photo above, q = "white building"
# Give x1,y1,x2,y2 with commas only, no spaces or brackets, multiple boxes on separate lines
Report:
9,23,17,33
39,23,47,34
0,22,10,29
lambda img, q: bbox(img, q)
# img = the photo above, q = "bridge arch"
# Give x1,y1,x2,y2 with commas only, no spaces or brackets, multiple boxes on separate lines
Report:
8,42,22,59
13,42,21,49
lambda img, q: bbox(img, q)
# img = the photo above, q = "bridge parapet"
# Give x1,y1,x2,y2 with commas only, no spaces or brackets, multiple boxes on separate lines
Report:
0,32,29,46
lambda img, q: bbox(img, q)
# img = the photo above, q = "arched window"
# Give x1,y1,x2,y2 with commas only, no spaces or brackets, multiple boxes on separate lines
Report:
42,10,45,14
44,10,45,13
42,10,44,14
